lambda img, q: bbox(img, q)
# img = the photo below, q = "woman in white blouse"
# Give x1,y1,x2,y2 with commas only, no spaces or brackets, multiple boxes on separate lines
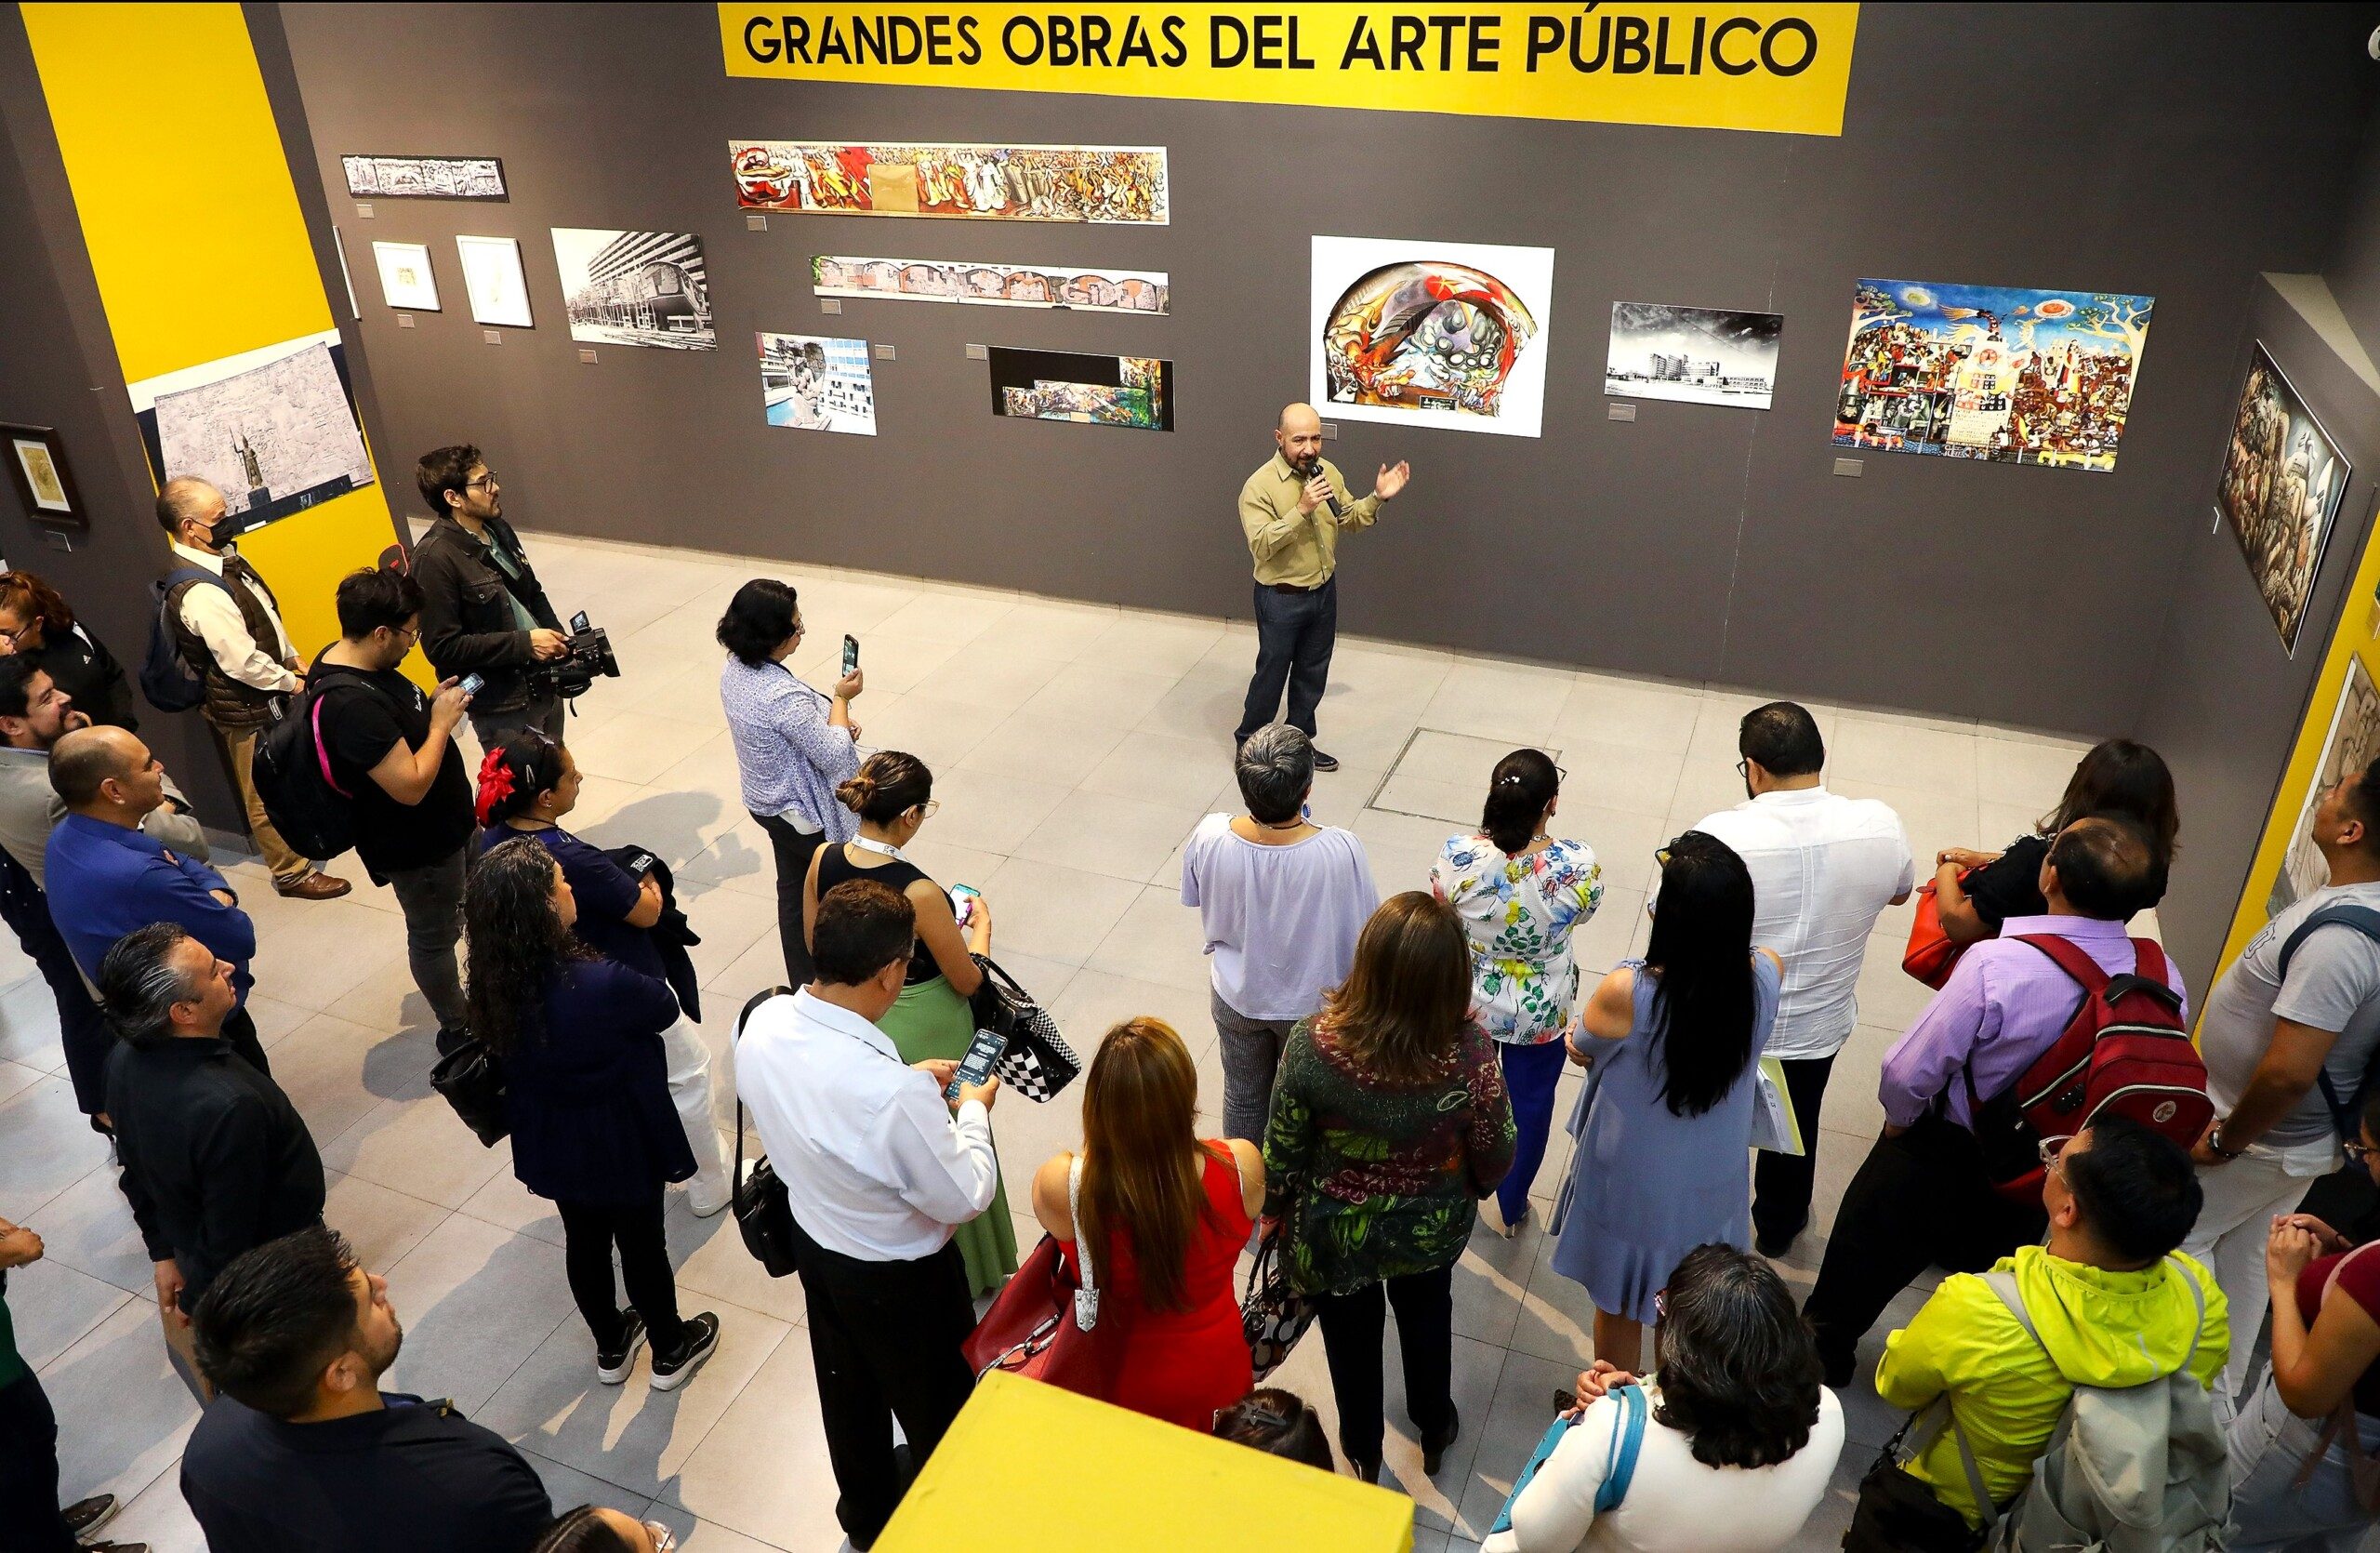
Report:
1431,749,1602,1236
1487,1244,1843,1553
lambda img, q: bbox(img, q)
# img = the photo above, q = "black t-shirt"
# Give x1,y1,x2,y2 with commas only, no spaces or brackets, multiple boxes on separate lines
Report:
308,664,473,878
1964,832,2052,928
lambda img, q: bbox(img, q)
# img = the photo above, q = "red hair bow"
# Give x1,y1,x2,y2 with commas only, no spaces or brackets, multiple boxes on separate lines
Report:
474,749,516,827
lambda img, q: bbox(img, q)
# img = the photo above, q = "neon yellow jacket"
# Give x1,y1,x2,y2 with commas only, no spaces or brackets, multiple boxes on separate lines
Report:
1873,1245,2229,1528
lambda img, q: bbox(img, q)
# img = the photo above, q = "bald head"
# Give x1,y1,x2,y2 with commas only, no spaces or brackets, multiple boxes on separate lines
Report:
156,477,227,547
50,724,159,817
1274,403,1323,467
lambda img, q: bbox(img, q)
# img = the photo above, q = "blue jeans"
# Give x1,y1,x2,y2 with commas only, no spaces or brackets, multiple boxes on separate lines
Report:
1236,577,1337,745
2226,1373,2380,1550
1498,1038,1570,1225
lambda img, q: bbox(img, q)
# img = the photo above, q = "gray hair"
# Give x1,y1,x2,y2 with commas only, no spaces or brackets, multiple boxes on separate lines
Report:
154,476,222,538
98,923,202,1042
1236,723,1315,824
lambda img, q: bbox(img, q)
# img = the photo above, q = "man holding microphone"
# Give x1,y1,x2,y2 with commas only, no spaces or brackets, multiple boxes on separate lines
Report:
1235,403,1410,770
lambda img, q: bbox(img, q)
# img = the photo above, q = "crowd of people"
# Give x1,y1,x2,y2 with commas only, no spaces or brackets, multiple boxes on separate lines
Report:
0,437,2376,1553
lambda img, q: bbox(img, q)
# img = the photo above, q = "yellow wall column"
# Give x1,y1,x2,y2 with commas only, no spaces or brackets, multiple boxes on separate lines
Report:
19,1,399,657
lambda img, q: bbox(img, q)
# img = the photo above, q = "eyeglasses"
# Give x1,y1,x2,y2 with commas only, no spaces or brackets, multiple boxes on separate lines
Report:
1654,1289,1668,1322
643,1521,679,1552
1735,758,1750,779
466,471,500,491
2036,1135,2069,1170
2346,1137,2374,1166
912,800,941,820
0,619,33,647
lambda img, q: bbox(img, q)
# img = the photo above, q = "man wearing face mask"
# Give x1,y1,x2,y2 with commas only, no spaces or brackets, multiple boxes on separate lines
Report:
179,1225,553,1553
1234,403,1410,773
158,477,349,899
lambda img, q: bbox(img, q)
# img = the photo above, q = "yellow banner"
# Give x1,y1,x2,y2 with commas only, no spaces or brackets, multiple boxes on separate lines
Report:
720,4,1859,137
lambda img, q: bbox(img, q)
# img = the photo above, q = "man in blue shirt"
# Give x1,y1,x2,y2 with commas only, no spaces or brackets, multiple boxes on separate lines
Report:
43,724,268,1073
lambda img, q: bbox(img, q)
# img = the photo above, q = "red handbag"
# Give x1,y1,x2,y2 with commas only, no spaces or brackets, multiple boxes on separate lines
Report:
1901,875,1971,989
962,1157,1129,1399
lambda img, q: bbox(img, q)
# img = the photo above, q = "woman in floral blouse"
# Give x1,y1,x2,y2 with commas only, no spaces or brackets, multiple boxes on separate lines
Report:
1263,891,1515,1484
1432,749,1603,1237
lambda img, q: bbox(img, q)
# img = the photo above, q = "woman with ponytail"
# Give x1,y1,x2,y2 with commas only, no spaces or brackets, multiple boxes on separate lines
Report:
1432,750,1604,1237
1030,1017,1265,1427
801,750,1018,1294
475,732,731,1216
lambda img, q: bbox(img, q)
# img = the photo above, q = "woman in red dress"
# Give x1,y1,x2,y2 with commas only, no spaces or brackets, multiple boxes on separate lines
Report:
1031,1017,1265,1430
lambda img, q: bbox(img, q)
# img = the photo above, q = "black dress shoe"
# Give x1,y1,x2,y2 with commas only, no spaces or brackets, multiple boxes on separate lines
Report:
1311,749,1341,772
64,1493,118,1535
1754,1223,1801,1257
1421,1404,1462,1474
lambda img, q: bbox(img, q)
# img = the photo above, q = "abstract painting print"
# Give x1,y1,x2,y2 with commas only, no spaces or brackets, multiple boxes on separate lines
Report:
1832,278,2152,471
1311,236,1554,438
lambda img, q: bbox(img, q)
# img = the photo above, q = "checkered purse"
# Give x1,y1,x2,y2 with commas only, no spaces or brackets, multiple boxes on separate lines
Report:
969,953,1080,1103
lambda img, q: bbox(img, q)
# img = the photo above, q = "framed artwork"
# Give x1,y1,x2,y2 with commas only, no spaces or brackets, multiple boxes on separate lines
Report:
456,235,534,327
1311,235,1554,439
2217,342,2352,654
812,255,1169,314
1832,279,2152,471
126,329,375,538
372,241,441,312
1605,302,1782,410
731,140,1167,223
549,229,714,350
985,347,1171,431
341,154,507,200
0,424,83,527
758,332,876,435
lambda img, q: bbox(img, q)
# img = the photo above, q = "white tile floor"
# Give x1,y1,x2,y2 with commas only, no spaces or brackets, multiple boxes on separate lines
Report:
0,529,2132,1550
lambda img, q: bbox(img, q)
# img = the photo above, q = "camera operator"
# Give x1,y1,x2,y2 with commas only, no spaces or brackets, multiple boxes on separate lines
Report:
409,445,569,748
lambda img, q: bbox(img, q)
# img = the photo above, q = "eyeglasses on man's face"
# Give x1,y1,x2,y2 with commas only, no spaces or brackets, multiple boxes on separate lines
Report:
465,471,500,492
2346,1136,2374,1166
2037,1135,2069,1172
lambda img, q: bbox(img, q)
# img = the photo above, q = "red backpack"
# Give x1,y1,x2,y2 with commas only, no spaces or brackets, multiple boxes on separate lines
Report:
1966,935,2211,1203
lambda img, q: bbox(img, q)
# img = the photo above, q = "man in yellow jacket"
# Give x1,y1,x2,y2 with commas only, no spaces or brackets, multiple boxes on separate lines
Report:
1875,1114,2229,1529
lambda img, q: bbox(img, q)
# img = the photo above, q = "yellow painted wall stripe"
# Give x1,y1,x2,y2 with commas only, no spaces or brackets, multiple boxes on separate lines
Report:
20,1,401,665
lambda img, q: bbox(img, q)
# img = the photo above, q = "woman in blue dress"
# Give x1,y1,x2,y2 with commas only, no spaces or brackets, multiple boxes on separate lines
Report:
1551,830,1780,1374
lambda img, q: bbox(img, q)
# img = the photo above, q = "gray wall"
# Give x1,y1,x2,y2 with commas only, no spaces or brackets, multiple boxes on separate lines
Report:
274,3,2379,738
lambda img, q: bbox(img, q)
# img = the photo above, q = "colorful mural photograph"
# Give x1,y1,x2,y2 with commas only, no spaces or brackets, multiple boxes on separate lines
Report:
2218,343,2352,654
730,140,1168,223
759,332,877,436
1311,236,1554,439
985,347,1171,431
1832,279,2153,471
811,255,1170,314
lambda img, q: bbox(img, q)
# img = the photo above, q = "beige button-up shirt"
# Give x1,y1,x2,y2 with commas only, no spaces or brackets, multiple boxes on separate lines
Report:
1239,452,1380,589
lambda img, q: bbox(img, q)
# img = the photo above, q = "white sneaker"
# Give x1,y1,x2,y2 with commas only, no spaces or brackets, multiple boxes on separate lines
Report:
685,1172,732,1218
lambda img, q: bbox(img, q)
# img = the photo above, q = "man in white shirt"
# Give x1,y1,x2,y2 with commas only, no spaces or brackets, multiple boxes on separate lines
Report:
734,876,998,1551
156,477,348,900
2185,757,2380,1391
1687,701,1913,1256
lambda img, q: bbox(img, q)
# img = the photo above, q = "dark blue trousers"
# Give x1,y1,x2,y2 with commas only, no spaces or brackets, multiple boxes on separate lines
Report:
1236,577,1337,745
1497,1038,1570,1226
0,851,111,1115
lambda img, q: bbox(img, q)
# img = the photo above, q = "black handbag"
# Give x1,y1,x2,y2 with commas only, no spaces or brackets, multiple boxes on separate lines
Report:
430,1037,509,1147
1240,1228,1317,1383
968,953,1080,1102
730,986,800,1279
1843,1402,1991,1553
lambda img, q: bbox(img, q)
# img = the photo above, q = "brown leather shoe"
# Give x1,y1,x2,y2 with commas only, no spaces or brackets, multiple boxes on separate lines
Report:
274,870,352,900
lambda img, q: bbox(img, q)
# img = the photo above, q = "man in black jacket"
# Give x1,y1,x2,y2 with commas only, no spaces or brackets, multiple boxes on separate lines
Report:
408,445,570,747
181,1226,553,1553
99,923,324,1400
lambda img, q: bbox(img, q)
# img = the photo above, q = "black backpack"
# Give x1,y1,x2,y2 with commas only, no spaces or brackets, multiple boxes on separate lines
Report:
138,568,227,713
251,670,390,863
2273,902,2380,1139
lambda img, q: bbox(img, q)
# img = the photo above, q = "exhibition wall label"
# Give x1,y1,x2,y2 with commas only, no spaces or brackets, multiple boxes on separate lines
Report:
718,4,1860,137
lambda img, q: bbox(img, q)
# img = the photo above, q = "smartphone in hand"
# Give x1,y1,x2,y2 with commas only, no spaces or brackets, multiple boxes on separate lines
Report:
457,672,485,698
945,1024,1006,1100
842,634,860,674
949,883,982,926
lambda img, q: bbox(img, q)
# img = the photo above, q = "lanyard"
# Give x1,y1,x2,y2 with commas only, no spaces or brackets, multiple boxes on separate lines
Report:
850,835,905,861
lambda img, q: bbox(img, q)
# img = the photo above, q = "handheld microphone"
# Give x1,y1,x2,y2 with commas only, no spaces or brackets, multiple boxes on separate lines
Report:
1302,457,1342,519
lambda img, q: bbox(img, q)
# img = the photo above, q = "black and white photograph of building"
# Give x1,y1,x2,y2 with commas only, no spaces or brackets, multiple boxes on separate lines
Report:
1604,301,1782,409
549,228,715,350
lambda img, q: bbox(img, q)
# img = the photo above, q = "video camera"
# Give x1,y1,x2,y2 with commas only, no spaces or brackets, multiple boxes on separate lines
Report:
540,609,620,700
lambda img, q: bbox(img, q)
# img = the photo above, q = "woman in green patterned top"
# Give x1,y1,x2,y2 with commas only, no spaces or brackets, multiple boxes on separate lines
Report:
1262,890,1516,1484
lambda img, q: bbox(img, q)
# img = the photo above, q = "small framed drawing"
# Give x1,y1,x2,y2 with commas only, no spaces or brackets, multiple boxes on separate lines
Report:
456,235,533,328
372,241,441,312
1,424,85,527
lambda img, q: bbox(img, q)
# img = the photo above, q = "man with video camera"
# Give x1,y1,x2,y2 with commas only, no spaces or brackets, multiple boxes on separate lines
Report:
409,445,571,748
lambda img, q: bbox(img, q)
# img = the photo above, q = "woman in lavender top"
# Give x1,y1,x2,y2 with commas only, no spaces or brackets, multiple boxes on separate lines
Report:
717,578,861,987
1181,723,1380,1144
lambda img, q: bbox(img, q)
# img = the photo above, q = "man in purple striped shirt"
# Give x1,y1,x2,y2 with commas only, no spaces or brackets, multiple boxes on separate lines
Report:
1803,816,2180,1386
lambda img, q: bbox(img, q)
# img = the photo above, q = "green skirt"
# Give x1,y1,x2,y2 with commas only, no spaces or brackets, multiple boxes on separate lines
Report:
879,973,1018,1297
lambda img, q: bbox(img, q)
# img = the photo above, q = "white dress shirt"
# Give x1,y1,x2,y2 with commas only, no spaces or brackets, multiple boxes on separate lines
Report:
1688,786,1914,1061
735,988,998,1262
168,540,299,694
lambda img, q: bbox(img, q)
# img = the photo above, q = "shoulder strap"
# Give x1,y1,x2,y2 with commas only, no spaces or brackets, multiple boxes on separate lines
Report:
1593,1383,1649,1514
2277,903,2380,979
1068,1152,1095,1294
160,566,228,619
728,987,794,1191
2012,933,2111,995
